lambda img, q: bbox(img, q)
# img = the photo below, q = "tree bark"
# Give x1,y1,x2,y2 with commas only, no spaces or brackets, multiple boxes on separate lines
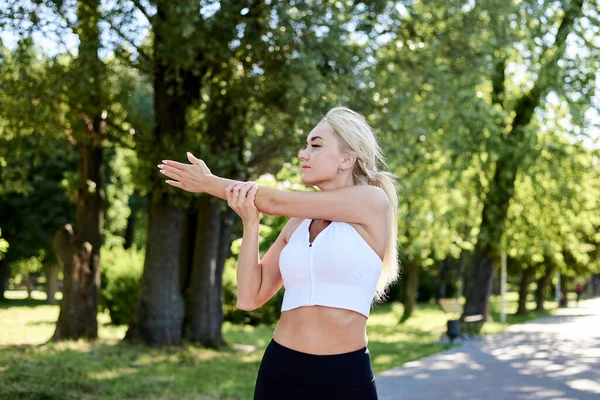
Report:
436,257,450,301
126,198,185,345
123,207,136,250
0,259,9,301
46,264,59,305
464,0,583,320
124,189,144,249
401,260,419,322
535,264,555,311
516,267,534,315
464,247,496,321
53,223,101,339
182,197,235,347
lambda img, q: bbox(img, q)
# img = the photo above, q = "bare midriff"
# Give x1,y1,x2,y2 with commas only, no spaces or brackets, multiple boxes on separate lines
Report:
272,305,368,355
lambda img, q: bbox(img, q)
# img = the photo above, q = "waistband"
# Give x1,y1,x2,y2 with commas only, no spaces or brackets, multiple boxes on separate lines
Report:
269,338,369,358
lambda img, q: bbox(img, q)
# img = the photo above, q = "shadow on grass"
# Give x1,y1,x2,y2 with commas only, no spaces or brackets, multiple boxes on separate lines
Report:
0,297,49,309
0,340,260,400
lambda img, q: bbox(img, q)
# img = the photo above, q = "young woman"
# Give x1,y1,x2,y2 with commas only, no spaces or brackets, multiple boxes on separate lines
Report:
158,107,399,399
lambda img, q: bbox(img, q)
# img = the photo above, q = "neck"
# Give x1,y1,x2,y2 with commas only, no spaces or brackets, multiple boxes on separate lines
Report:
316,173,355,191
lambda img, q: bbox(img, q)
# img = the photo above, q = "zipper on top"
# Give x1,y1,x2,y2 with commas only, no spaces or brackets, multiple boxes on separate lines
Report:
307,239,313,304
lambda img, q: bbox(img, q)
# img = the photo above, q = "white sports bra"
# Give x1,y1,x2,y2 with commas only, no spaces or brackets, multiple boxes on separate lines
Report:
279,218,383,318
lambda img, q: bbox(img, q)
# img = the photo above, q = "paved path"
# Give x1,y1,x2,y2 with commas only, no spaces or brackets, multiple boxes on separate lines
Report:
375,298,600,400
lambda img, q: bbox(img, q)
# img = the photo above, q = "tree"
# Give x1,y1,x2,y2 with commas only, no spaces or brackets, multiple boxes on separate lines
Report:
51,0,108,339
116,0,388,346
0,38,78,302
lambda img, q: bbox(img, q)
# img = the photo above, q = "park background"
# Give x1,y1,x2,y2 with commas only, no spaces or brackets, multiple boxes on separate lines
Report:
0,0,599,399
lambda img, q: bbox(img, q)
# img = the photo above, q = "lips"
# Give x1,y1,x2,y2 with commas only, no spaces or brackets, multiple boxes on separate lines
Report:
301,166,310,170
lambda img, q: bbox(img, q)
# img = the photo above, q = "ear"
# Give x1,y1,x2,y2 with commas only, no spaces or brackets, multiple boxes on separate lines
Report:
341,154,356,170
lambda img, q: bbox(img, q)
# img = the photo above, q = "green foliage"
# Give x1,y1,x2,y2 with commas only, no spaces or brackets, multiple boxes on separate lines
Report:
99,245,144,325
103,144,137,247
0,133,76,268
0,229,8,260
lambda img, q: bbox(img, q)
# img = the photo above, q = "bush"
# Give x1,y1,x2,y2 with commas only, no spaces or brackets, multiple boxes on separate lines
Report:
99,245,144,325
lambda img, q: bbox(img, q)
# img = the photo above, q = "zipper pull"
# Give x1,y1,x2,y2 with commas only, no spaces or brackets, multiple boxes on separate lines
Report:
309,243,313,247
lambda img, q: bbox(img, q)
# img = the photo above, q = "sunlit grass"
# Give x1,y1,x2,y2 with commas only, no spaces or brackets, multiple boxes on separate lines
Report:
0,289,562,399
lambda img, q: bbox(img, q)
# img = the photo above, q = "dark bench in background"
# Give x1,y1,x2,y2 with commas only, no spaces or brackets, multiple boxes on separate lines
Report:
438,298,484,342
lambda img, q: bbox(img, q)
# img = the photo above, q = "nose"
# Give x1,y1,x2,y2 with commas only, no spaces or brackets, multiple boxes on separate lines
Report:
298,148,308,161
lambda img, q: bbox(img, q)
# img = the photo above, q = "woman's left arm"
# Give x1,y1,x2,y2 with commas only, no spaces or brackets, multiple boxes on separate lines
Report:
159,153,388,225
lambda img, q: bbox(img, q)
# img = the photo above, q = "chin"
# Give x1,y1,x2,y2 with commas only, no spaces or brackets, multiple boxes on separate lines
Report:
300,175,316,186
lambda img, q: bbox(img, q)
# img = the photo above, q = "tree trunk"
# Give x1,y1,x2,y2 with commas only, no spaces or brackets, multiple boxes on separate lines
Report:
560,275,568,307
516,267,534,315
26,272,33,298
124,190,143,249
535,264,555,311
182,197,235,347
53,222,101,339
125,2,202,344
53,145,104,339
126,198,185,345
0,259,9,301
464,247,496,321
401,260,419,322
123,207,136,250
463,0,583,320
53,0,106,341
436,257,450,301
492,270,502,296
46,264,59,305
458,251,472,300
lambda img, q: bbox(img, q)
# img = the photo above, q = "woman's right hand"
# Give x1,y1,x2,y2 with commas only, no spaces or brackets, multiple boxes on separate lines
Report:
159,152,212,193
226,181,260,226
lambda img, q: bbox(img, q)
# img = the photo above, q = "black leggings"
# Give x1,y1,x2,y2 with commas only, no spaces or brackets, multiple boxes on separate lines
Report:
253,338,378,399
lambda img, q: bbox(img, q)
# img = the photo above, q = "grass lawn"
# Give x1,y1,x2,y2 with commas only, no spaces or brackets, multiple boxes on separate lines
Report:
0,290,561,399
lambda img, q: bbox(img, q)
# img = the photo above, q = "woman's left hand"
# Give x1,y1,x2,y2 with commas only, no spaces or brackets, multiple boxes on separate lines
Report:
226,181,260,226
158,152,212,193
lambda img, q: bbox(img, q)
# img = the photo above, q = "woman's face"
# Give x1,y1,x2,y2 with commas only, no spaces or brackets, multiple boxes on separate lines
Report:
298,122,344,187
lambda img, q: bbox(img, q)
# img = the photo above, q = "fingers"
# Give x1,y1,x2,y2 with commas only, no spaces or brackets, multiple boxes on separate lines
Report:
160,160,188,171
226,183,235,207
236,182,256,208
248,182,259,202
159,165,184,181
226,182,258,209
165,180,183,189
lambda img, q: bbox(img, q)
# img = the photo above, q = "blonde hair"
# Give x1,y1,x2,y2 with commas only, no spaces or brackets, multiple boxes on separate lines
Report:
322,106,400,304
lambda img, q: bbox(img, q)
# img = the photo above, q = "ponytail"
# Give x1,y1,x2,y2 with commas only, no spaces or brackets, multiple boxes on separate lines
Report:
322,106,401,303
368,171,400,304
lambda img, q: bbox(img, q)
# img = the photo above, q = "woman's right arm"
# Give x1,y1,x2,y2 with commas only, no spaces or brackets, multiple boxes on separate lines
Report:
160,153,387,225
236,219,295,310
227,181,297,310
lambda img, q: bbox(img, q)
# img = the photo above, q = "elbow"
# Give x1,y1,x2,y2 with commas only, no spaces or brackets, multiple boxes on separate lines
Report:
236,300,258,311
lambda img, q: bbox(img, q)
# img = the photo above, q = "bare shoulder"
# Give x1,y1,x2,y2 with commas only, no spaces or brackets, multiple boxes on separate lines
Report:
342,185,390,216
356,185,389,208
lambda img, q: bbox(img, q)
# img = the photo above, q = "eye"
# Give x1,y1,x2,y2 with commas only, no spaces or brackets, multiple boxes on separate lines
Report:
311,144,321,148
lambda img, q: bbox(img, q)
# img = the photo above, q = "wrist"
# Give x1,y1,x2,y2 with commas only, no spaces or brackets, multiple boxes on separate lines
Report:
199,173,215,193
243,221,260,231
